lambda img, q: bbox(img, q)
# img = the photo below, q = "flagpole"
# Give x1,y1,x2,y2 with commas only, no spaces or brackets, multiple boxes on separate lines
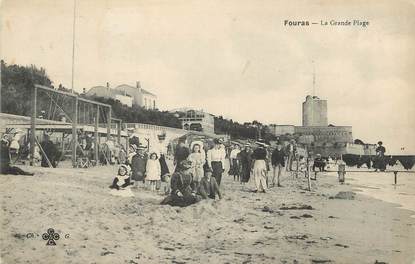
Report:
71,0,77,93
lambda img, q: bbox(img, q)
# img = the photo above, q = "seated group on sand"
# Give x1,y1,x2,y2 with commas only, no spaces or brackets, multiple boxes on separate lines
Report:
109,139,222,207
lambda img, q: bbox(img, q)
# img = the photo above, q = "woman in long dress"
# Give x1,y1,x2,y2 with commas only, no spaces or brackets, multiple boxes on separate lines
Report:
238,144,252,184
187,143,205,192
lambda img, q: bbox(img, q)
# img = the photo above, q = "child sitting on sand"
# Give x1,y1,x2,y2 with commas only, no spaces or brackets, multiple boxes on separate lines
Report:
109,164,132,190
198,168,222,200
145,152,161,191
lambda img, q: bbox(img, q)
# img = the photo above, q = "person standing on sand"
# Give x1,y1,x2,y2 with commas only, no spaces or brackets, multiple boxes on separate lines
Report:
238,144,252,184
187,143,205,192
271,144,285,187
174,138,190,172
252,141,268,193
229,144,241,181
374,141,386,172
145,153,161,191
207,139,226,186
131,146,147,188
286,139,297,171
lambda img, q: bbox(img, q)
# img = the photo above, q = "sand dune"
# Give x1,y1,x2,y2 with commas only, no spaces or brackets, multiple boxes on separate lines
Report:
1,164,415,264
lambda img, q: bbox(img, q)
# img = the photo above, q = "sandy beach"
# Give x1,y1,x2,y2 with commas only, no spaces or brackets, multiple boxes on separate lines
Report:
1,163,415,264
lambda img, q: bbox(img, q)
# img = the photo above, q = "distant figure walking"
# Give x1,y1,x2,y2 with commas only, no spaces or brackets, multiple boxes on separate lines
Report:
252,141,268,193
238,144,252,184
271,144,285,187
207,139,226,186
286,140,297,171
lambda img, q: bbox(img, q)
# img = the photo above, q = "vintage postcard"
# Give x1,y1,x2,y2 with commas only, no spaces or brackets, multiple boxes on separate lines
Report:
1,0,414,263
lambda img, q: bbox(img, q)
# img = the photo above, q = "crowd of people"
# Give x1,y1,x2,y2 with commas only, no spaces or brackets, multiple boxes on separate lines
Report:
1,129,397,208
108,136,317,207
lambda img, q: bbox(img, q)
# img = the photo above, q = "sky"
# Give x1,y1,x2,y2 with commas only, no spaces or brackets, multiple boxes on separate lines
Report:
1,0,414,153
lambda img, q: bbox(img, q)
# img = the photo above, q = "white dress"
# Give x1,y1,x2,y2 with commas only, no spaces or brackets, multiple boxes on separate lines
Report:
188,152,205,182
145,159,161,181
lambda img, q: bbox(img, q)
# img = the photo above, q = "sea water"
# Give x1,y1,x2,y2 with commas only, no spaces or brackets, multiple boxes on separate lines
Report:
329,166,415,217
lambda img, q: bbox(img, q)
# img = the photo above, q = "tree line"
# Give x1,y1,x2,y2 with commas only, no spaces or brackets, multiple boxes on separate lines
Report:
1,61,278,141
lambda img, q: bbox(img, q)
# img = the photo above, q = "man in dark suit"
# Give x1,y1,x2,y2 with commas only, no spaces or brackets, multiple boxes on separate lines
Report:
271,144,285,187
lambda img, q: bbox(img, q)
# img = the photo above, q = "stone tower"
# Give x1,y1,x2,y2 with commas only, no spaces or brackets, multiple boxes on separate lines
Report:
302,95,328,126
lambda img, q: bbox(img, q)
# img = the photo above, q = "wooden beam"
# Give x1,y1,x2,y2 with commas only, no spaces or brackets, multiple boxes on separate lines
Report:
34,84,112,108
107,108,111,141
30,85,37,166
35,138,53,168
95,105,99,164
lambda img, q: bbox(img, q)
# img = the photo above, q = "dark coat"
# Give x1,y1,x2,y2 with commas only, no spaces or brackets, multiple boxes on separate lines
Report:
271,149,285,166
238,150,252,183
162,170,199,207
131,154,147,181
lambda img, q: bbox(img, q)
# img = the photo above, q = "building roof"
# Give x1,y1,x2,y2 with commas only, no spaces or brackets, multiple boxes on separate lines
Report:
87,86,132,97
115,84,156,97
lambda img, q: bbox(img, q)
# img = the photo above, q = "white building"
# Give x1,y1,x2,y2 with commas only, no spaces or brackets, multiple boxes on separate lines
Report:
86,82,157,109
171,108,215,134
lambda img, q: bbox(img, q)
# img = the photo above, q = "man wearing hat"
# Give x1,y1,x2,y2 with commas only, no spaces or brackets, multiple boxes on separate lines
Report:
130,145,147,187
207,138,226,185
161,160,199,207
1,134,34,176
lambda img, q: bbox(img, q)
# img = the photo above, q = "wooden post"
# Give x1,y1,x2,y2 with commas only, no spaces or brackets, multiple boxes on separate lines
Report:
394,171,398,185
117,121,121,144
30,85,37,166
338,163,346,184
107,107,111,141
72,96,78,167
125,134,130,161
94,105,99,164
307,157,311,191
295,155,299,178
61,132,65,156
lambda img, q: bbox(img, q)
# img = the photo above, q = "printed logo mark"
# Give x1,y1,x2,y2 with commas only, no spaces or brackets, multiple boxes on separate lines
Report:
42,228,60,246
